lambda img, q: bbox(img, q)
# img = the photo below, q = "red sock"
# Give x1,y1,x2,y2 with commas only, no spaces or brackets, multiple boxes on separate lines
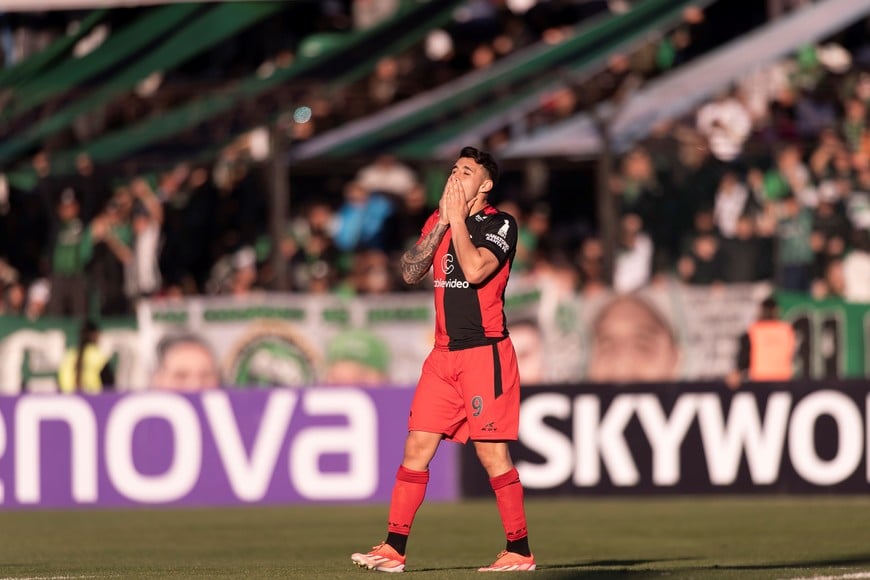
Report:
387,466,429,536
490,467,528,542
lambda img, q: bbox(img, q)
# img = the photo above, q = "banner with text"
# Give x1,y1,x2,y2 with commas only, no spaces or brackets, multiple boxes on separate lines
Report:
4,282,868,394
136,293,435,390
778,291,870,379
528,281,769,383
135,282,772,388
461,381,870,495
0,316,139,394
0,387,457,509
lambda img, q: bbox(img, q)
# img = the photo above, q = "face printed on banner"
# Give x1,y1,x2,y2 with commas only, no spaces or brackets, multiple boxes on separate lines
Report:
152,336,221,392
323,329,390,387
586,295,680,383
510,320,544,385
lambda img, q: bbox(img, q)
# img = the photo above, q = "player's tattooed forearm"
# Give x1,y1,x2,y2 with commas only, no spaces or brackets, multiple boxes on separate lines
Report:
401,223,448,284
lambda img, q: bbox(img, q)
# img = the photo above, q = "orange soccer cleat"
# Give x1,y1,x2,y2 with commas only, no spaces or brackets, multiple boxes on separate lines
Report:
478,550,536,572
351,541,406,573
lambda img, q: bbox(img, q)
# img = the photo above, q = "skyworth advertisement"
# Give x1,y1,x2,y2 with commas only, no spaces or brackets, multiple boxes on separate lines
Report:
462,382,870,495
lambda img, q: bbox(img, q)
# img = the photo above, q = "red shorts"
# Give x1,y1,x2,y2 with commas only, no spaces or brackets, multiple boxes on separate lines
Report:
408,338,520,443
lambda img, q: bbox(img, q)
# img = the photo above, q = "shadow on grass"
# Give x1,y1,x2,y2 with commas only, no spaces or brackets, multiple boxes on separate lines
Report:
712,553,870,571
557,554,870,579
414,558,686,576
413,553,870,578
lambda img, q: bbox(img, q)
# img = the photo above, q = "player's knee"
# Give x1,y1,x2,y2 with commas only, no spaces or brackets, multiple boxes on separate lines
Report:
474,442,512,476
402,433,439,468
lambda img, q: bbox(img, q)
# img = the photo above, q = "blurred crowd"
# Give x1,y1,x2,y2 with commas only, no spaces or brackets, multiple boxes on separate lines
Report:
0,0,633,158
0,0,868,321
597,33,870,304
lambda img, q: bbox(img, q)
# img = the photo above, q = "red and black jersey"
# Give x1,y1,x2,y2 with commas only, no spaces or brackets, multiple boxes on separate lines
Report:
417,205,517,351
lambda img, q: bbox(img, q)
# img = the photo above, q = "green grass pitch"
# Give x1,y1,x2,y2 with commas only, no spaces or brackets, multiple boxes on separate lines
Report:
1,497,869,579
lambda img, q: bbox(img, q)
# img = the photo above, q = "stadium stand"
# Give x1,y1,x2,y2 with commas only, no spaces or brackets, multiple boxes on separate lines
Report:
0,0,867,323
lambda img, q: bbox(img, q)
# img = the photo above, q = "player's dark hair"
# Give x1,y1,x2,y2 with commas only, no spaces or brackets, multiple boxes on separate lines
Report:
459,146,499,185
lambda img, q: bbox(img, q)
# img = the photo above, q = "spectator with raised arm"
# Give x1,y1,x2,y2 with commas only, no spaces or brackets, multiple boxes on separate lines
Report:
45,188,92,319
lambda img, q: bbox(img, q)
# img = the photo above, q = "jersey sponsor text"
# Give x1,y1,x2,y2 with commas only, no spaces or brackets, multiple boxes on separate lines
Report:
434,279,470,289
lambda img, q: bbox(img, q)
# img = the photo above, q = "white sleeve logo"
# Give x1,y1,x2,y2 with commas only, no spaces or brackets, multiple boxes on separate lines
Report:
441,253,454,275
485,220,511,253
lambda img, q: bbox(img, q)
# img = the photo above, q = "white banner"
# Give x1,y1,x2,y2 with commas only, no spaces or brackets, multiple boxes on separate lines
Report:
137,281,771,389
136,293,436,390
512,279,770,384
0,281,771,393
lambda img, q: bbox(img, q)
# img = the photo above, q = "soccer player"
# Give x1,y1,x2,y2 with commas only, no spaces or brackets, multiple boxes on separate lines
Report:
351,146,534,573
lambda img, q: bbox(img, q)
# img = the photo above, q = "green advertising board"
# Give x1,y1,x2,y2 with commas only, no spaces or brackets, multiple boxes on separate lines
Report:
778,291,868,379
0,316,137,393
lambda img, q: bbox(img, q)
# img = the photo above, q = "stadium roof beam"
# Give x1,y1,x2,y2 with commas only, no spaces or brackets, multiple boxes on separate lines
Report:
0,0,223,10
285,0,710,162
500,0,870,159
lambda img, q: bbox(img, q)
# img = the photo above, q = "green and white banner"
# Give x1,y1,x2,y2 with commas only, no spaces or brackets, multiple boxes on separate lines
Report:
137,293,435,389
519,281,768,383
778,291,870,379
0,316,138,394
2,283,867,394
134,281,774,387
